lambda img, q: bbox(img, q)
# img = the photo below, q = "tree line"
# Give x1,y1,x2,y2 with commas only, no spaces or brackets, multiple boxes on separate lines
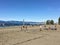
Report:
46,17,60,25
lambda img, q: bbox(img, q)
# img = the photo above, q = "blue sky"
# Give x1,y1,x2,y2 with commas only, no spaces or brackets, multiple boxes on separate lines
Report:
0,0,60,22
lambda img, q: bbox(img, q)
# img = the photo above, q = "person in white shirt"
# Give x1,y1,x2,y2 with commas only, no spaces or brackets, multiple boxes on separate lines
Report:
39,25,42,31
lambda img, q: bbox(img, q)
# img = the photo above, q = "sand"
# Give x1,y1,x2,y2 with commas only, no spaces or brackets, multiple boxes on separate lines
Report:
0,25,60,45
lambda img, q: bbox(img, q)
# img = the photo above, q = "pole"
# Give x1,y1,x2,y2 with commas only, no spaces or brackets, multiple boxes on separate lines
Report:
23,19,24,28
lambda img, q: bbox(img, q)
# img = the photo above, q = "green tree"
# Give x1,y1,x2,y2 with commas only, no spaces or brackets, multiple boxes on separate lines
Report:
58,17,60,25
50,20,54,25
46,20,50,25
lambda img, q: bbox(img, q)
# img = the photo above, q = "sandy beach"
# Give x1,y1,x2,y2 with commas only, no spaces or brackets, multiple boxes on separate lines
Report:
0,25,60,45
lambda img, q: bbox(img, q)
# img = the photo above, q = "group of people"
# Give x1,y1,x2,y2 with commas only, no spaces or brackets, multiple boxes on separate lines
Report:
20,25,57,31
20,25,27,31
39,25,57,31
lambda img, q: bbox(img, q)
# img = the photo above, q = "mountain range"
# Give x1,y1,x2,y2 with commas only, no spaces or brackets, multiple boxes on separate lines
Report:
0,20,45,26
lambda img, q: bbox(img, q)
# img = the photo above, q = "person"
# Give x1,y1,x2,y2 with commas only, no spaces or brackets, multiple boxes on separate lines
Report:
21,26,22,31
23,25,25,28
26,26,27,30
44,25,46,27
49,26,50,30
44,25,48,30
39,25,42,31
55,25,57,30
50,25,57,30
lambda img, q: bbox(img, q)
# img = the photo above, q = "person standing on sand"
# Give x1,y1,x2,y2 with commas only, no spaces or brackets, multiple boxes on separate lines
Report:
39,25,42,31
25,26,28,32
49,26,50,30
26,26,27,30
21,26,22,31
55,25,57,30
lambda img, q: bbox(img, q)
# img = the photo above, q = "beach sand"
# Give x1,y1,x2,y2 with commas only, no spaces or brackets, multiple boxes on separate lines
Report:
0,25,60,45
